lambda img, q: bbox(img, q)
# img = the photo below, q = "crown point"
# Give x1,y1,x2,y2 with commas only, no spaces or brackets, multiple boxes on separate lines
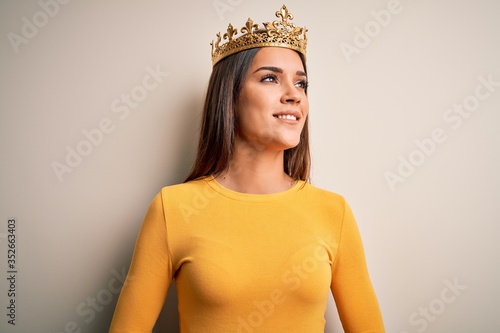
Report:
241,18,259,35
224,23,238,41
276,5,293,22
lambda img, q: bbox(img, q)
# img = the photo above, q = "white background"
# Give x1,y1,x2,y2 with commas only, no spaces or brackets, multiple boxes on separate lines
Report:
1,0,499,332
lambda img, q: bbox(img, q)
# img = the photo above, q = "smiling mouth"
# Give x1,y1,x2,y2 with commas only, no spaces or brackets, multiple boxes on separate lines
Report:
274,114,298,121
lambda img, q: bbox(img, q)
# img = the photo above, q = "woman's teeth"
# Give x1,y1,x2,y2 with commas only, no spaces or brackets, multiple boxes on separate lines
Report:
276,115,297,120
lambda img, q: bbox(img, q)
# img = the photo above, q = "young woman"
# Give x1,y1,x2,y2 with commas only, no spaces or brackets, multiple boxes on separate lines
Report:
109,5,384,332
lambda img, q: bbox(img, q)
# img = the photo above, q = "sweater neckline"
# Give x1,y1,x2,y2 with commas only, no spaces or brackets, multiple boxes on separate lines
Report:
204,175,306,202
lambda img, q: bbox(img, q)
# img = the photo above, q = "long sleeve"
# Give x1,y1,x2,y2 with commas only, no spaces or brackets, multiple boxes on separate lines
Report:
109,192,173,333
331,200,385,333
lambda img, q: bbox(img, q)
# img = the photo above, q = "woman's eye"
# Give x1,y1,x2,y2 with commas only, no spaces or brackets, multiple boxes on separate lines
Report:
261,74,277,83
295,80,309,89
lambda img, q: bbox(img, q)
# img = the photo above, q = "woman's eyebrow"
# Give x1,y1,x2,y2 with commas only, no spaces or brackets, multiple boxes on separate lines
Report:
254,66,283,74
254,66,307,77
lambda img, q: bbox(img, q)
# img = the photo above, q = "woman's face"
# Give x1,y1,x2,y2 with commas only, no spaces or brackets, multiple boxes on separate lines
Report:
235,47,309,152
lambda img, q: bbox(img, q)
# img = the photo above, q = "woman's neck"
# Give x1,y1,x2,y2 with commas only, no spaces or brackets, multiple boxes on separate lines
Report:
215,141,295,194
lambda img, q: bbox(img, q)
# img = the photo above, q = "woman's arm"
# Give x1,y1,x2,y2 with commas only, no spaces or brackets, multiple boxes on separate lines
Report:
109,192,173,333
331,200,385,333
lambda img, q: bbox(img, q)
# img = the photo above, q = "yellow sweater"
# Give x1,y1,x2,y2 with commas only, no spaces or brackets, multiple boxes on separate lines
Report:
109,176,384,332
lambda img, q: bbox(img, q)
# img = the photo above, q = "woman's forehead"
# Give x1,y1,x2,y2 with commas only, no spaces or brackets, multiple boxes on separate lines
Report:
250,47,305,72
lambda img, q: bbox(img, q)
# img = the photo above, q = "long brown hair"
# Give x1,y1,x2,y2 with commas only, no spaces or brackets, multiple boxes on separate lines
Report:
184,47,311,182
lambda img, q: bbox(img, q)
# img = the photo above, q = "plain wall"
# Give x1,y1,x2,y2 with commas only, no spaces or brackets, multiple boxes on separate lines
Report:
1,0,499,332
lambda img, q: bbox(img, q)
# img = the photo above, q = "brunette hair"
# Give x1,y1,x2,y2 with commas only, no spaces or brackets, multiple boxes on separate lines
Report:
184,47,310,182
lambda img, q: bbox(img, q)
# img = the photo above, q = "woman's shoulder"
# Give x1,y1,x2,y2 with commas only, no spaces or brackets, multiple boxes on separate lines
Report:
302,182,347,205
157,177,212,201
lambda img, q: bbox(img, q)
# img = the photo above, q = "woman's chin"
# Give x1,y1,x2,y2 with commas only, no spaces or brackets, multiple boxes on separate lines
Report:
279,137,301,150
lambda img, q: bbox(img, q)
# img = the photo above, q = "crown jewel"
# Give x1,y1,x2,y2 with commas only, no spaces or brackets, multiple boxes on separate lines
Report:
211,5,308,66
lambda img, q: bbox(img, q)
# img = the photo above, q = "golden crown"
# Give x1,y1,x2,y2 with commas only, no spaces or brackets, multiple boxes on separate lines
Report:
210,5,308,66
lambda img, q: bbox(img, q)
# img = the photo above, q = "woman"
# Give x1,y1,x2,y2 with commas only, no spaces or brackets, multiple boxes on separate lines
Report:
109,5,384,332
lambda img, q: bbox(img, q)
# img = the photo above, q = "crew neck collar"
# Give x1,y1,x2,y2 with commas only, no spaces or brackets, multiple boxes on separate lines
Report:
203,175,307,202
